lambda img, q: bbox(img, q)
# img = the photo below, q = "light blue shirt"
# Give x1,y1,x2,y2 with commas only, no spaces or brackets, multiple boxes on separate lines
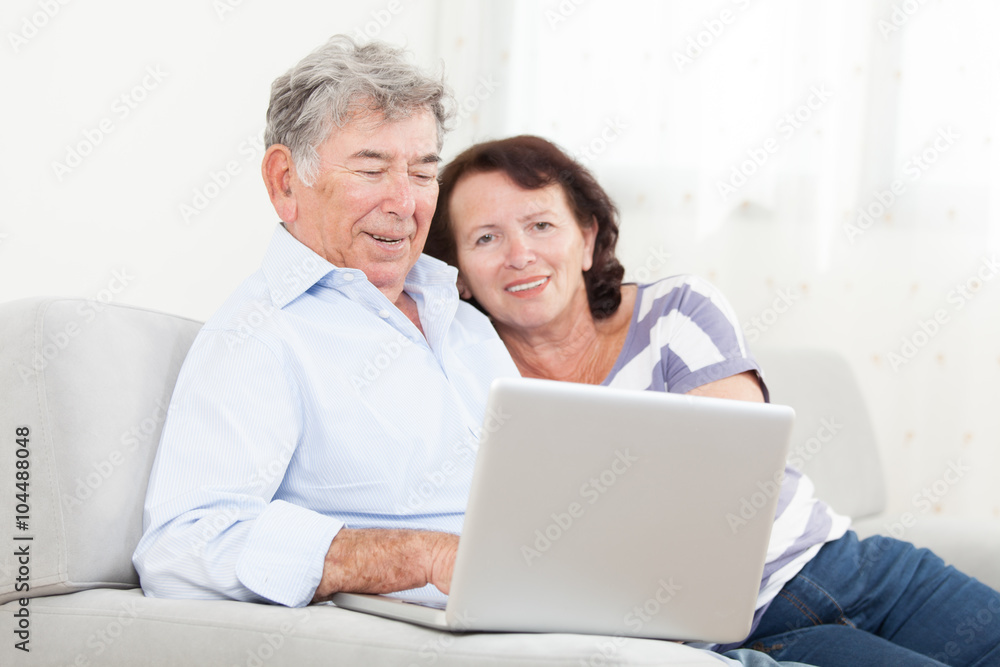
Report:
133,224,519,607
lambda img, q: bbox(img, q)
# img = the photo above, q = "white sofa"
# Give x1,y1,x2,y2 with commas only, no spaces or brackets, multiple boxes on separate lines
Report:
2,297,998,666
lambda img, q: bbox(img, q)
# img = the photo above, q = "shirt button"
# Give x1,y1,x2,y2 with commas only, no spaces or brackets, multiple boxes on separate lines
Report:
378,309,390,319
342,273,354,282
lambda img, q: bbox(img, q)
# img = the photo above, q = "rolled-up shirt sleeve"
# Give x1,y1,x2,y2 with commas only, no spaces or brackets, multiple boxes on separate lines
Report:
133,329,342,607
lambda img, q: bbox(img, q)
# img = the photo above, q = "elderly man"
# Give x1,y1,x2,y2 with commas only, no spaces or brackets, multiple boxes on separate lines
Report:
133,35,518,607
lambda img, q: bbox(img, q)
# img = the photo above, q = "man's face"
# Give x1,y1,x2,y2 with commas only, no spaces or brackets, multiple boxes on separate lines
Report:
287,109,440,301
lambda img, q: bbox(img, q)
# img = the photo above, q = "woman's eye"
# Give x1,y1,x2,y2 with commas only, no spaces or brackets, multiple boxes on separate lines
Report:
476,234,495,245
534,222,552,231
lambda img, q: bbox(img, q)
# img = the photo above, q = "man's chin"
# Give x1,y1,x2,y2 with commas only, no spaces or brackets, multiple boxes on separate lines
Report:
363,258,418,297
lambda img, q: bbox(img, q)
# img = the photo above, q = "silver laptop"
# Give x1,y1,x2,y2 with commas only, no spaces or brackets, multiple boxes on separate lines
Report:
333,376,794,643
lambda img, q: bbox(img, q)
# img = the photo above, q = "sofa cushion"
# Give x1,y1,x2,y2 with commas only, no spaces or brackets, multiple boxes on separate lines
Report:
0,298,201,604
0,589,730,666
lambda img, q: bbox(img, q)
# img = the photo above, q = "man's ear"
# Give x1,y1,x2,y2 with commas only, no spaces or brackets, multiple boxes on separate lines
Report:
456,274,473,300
262,144,298,223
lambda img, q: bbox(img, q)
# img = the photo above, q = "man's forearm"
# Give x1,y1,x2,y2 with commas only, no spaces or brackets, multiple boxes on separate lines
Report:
312,528,459,602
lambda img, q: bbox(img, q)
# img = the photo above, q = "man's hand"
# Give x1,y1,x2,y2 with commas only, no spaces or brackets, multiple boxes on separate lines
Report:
426,531,459,594
311,528,459,603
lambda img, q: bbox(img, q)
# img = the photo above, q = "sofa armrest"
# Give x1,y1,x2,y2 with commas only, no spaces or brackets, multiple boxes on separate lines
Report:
853,516,1000,591
753,348,887,520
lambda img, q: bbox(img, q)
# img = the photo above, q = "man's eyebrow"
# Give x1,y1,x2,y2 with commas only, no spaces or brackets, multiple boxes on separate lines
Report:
348,151,441,164
351,150,390,160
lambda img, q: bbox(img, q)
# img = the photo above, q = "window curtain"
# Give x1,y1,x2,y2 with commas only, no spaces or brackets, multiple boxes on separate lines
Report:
430,0,1000,518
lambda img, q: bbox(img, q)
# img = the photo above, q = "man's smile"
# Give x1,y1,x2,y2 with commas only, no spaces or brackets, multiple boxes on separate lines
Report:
368,232,405,246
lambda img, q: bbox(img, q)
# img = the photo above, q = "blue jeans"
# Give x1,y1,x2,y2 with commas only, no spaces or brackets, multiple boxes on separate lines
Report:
723,648,814,666
739,531,1000,666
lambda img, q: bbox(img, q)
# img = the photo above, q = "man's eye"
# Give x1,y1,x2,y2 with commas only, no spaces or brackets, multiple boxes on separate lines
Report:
411,172,435,183
360,170,383,177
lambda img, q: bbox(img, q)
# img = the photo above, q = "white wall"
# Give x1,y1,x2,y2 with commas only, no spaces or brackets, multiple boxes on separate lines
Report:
2,0,998,523
1,0,446,319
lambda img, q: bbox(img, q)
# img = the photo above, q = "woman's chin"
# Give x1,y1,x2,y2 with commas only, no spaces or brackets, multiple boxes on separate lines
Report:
491,307,564,334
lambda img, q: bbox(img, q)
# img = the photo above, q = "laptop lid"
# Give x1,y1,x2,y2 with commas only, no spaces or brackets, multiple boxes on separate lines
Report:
337,376,794,643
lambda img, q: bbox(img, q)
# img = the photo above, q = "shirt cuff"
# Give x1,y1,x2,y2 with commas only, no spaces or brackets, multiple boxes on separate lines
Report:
235,499,343,607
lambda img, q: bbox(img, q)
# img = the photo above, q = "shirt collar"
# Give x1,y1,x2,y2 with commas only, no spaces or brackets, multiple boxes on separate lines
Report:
405,252,459,290
260,224,338,308
260,223,460,307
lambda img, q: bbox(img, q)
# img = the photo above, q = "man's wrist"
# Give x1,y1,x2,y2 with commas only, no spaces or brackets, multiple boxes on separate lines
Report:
312,528,454,602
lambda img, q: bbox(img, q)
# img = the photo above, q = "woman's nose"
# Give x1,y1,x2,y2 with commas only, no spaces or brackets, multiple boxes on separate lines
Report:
505,233,536,270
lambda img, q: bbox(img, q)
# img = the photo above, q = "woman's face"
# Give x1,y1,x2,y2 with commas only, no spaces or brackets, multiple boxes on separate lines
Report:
447,170,597,333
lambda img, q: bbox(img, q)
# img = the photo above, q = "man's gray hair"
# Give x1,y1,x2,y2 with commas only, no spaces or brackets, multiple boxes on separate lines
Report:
265,35,454,186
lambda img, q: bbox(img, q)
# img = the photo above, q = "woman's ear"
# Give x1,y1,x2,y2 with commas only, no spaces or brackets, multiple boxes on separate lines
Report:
582,217,599,272
456,274,473,300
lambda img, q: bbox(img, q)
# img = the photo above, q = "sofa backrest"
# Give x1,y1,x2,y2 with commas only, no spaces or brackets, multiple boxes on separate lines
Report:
0,299,884,605
754,347,887,520
0,298,201,604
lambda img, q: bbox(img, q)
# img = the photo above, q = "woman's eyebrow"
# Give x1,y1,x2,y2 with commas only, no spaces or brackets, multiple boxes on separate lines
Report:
518,208,554,221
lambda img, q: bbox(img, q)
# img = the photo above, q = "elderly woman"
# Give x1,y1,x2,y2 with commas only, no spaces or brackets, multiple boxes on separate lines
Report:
424,135,1000,666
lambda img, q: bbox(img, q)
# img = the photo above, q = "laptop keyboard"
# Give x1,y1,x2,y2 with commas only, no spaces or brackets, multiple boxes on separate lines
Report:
397,597,448,610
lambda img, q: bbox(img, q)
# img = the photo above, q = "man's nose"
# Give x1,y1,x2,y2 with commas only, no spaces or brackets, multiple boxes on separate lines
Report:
381,171,416,219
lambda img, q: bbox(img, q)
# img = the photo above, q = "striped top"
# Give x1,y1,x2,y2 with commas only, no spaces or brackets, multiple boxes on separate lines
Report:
603,276,851,650
133,224,519,607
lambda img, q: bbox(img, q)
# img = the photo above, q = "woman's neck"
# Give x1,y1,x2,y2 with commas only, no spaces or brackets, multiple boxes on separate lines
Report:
496,285,636,385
